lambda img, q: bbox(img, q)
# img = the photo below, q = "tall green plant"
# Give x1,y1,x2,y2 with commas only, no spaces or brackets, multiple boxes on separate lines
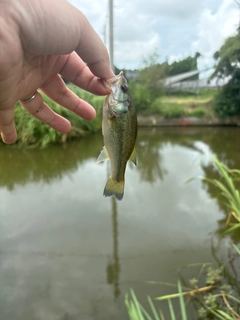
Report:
211,22,240,117
201,156,240,234
125,282,188,320
125,259,240,320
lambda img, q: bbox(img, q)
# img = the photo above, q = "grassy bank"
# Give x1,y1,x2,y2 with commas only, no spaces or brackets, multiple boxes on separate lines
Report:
132,87,217,119
1,84,218,148
6,85,104,148
154,93,216,119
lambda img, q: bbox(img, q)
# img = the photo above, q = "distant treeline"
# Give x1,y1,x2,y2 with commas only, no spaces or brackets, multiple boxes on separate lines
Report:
116,52,201,82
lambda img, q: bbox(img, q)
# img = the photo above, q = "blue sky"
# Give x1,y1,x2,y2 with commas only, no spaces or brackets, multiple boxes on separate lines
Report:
68,0,240,72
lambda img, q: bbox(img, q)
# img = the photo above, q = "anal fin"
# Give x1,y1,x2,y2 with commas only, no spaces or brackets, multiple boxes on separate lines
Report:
130,147,137,165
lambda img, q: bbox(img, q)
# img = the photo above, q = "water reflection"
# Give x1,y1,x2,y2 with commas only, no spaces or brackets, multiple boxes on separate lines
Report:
196,127,240,242
137,129,167,183
1,127,239,190
106,197,121,299
0,134,102,190
0,127,240,319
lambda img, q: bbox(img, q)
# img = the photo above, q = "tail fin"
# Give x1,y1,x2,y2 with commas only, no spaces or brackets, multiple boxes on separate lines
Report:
103,177,124,201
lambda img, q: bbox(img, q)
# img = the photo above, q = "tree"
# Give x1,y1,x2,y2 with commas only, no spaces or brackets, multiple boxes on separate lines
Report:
213,69,240,117
211,22,240,117
137,52,201,86
211,30,240,79
138,52,168,86
168,52,201,79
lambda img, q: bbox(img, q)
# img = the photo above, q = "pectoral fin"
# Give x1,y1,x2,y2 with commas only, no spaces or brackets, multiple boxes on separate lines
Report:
130,147,137,166
97,146,109,163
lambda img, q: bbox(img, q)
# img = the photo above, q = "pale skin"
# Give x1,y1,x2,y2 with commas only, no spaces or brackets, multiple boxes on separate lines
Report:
0,0,115,144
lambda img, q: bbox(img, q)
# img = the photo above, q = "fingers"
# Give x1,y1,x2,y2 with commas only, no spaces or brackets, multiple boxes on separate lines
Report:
40,74,96,120
20,91,71,133
0,107,17,144
60,52,110,96
0,73,97,144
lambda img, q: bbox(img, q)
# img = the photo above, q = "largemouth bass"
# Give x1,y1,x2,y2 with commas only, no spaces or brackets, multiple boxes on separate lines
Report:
97,71,138,200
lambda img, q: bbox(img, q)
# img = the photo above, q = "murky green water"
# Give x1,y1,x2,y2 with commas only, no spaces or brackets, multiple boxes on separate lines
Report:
0,127,240,320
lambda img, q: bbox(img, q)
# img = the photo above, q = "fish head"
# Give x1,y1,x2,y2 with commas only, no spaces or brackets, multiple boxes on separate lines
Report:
103,71,130,116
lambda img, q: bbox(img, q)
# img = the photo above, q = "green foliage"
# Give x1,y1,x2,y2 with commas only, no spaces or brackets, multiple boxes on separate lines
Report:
211,32,240,79
201,156,240,235
189,107,205,118
137,52,201,87
7,85,104,148
212,70,240,117
126,256,240,320
14,104,61,148
211,25,240,117
168,52,201,79
130,52,203,117
192,260,240,319
150,92,214,118
139,52,168,86
156,103,183,118
125,282,188,320
129,80,161,114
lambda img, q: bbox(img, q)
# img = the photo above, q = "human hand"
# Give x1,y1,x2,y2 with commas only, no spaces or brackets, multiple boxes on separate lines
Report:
0,0,114,144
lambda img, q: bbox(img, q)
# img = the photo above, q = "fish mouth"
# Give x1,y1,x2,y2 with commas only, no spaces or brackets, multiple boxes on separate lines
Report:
102,71,125,93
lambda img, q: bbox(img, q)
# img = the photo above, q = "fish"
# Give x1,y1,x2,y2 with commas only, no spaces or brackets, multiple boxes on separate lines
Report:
97,71,138,201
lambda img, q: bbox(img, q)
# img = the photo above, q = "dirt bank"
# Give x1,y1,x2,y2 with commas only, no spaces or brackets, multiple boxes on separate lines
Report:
137,115,240,127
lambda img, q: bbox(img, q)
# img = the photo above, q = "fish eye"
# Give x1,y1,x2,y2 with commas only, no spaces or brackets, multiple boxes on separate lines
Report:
121,84,128,92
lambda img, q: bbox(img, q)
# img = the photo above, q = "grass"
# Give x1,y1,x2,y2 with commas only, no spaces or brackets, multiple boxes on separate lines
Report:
125,281,188,320
129,80,217,118
126,254,240,320
201,156,240,235
149,91,216,119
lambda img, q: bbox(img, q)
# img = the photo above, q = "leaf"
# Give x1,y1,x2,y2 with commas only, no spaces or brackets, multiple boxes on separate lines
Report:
232,243,240,255
147,296,160,320
178,281,187,320
167,299,176,320
222,223,240,235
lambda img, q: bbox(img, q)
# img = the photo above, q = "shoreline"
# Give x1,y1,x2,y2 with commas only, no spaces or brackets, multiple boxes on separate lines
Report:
137,115,240,127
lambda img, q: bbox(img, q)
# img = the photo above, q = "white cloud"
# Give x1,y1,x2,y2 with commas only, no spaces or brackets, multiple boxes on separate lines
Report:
68,0,240,71
68,0,108,41
192,0,240,71
115,33,161,69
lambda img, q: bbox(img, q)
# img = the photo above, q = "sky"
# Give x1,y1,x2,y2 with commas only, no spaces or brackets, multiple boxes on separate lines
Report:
68,0,240,73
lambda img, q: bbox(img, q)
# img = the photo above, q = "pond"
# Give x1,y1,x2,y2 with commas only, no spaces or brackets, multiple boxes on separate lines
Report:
0,126,240,320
